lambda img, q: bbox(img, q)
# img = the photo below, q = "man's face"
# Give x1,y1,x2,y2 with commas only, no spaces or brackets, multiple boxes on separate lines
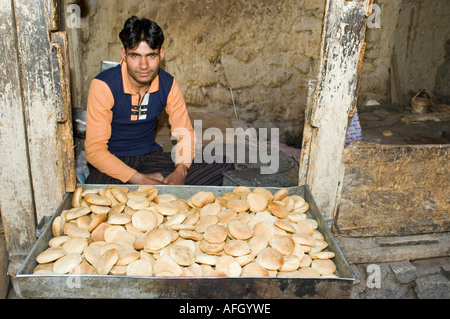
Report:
121,41,165,87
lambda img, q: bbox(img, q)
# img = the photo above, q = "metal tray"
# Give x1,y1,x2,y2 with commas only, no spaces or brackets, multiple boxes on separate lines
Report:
16,185,355,299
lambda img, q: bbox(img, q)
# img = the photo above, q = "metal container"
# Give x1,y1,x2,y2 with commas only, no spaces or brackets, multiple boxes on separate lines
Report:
16,185,355,299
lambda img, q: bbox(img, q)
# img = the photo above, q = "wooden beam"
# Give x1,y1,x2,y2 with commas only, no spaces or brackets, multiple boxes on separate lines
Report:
52,31,77,192
0,0,36,263
299,0,370,219
63,0,85,110
12,0,67,223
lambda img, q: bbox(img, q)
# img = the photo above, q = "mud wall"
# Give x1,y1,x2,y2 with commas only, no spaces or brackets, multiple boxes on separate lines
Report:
75,0,450,144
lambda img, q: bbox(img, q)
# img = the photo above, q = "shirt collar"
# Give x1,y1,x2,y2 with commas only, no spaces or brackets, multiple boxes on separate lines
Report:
121,60,159,95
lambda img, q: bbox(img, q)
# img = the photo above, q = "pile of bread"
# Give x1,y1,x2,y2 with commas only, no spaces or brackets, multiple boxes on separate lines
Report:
33,185,338,278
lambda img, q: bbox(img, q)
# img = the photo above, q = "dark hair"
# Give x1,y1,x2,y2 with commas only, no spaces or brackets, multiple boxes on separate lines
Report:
119,16,164,50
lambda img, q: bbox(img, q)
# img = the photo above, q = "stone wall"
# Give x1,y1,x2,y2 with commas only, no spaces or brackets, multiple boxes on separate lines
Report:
76,0,450,144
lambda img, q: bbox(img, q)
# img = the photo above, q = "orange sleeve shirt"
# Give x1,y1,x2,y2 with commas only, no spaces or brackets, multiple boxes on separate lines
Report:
84,62,195,183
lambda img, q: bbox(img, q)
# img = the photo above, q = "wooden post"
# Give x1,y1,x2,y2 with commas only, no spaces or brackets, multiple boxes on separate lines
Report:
0,0,75,282
299,0,370,220
12,0,67,223
0,0,37,264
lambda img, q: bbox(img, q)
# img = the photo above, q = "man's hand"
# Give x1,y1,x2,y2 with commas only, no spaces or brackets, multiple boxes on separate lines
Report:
163,164,188,185
128,172,165,185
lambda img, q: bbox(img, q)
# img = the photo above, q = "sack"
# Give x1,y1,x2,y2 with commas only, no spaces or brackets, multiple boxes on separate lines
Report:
345,108,362,147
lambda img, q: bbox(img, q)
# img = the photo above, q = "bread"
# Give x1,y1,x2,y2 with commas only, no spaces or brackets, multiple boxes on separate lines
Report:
100,242,123,256
110,187,128,203
232,186,251,194
155,202,179,216
246,193,268,213
274,219,296,233
195,215,218,233
252,187,274,201
199,240,224,255
83,243,102,266
296,221,314,236
48,235,70,248
248,235,268,255
126,259,153,276
298,253,312,268
273,188,289,201
195,253,218,266
71,186,83,208
69,260,96,275
269,235,295,255
309,251,335,260
227,220,253,240
267,202,288,219
190,191,215,208
154,193,178,204
109,265,126,275
183,210,200,225
114,231,137,247
116,249,140,266
91,222,111,242
226,199,250,213
88,213,107,232
64,207,91,221
36,185,339,279
291,233,315,247
296,267,320,278
280,254,301,272
215,255,242,277
107,213,131,225
62,237,88,254
144,229,172,252
127,196,150,210
203,224,227,244
89,204,111,215
76,215,92,230
53,253,82,274
169,244,195,266
217,209,237,224
224,239,251,257
241,262,269,277
178,230,202,241
256,247,283,270
103,225,126,243
36,247,66,264
252,222,275,241
153,255,183,276
311,259,336,275
52,216,65,237
310,239,329,254
84,194,112,206
65,225,90,239
287,212,307,223
96,248,119,275
200,202,222,216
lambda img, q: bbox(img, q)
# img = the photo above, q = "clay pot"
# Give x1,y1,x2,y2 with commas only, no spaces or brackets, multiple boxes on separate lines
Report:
410,88,432,114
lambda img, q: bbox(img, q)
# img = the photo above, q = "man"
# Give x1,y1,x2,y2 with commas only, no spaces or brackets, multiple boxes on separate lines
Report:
84,16,233,185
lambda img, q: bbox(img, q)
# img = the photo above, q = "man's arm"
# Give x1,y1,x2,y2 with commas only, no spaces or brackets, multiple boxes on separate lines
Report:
84,79,138,183
129,171,165,184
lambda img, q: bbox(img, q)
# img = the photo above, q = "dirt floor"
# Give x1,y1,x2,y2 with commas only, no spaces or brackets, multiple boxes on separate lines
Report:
357,103,450,146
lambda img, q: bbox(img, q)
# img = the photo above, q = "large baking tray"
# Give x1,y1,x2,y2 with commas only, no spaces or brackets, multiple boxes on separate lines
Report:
16,185,355,299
